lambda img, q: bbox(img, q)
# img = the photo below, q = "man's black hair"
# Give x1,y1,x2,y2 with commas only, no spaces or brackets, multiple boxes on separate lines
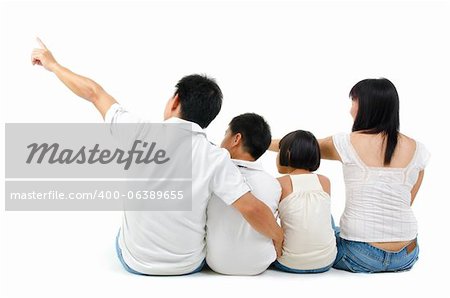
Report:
175,74,223,128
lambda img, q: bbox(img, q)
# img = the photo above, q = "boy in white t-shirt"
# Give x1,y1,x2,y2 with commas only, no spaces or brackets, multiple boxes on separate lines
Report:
31,39,283,275
206,113,281,275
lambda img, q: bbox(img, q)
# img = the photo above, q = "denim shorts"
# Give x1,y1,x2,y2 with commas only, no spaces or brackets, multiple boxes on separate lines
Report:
273,260,333,274
115,231,205,276
333,229,419,273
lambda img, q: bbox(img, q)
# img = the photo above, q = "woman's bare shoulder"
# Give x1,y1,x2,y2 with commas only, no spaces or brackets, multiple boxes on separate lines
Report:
395,133,417,153
398,133,416,144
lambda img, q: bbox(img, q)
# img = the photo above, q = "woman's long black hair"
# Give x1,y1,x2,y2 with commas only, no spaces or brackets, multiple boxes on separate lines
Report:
350,78,400,165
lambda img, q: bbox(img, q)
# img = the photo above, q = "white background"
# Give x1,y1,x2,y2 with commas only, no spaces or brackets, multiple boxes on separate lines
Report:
1,1,449,297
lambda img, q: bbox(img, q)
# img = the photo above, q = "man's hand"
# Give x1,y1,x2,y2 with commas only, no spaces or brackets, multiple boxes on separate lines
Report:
31,38,59,72
31,37,117,119
273,231,284,258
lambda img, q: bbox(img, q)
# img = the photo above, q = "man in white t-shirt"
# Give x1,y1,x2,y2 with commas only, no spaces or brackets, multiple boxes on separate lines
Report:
31,39,283,275
207,113,281,275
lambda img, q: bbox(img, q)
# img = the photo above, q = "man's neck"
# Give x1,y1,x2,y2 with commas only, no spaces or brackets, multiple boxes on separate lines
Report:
231,152,255,162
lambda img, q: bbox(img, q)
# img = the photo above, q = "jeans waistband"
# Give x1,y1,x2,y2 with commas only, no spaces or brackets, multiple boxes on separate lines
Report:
342,238,418,262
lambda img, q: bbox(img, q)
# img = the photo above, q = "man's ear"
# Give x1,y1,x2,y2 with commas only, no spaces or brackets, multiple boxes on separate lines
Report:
172,94,180,111
233,133,242,146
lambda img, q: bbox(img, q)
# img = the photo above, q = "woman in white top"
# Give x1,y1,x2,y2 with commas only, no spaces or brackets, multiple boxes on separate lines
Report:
271,78,430,273
274,130,337,273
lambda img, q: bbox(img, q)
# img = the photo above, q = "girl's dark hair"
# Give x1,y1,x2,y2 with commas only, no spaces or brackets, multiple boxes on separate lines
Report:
350,78,400,165
278,130,320,171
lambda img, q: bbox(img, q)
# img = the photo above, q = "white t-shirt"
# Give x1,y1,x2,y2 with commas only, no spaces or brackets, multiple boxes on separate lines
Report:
206,159,281,275
105,104,251,275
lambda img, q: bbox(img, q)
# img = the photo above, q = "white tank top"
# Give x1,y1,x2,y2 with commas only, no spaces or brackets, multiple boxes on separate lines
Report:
277,174,337,270
332,133,430,242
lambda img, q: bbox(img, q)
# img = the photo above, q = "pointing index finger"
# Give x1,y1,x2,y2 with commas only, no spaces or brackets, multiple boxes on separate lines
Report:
36,37,48,50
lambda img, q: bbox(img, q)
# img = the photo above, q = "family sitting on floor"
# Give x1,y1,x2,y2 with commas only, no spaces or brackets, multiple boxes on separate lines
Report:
32,38,430,275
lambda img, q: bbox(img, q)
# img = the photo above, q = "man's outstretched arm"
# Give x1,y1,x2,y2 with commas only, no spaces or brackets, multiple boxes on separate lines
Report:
31,38,117,119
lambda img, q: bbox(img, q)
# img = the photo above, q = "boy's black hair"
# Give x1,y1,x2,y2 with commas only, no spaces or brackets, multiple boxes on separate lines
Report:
229,113,272,160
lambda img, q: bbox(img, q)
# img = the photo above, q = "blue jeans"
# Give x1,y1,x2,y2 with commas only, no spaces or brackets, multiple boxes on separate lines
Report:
115,231,205,276
333,228,419,273
273,260,332,274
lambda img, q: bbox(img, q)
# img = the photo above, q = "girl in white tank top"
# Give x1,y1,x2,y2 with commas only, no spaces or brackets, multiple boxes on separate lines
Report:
273,130,337,273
